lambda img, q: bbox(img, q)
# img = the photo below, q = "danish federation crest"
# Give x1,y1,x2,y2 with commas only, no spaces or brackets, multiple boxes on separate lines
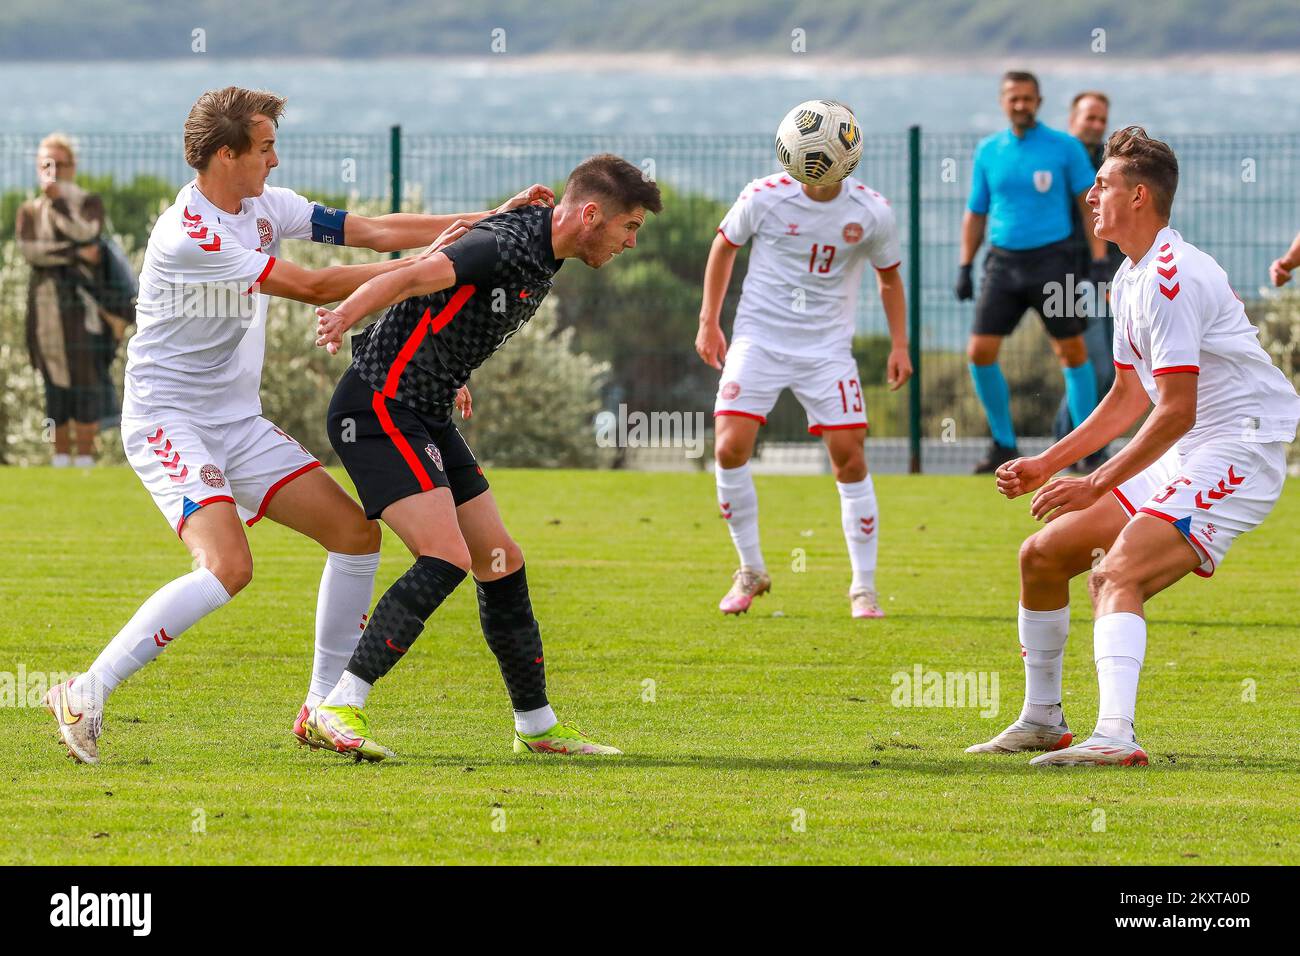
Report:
424,443,444,472
721,381,741,400
842,222,864,243
1033,170,1053,193
199,464,226,488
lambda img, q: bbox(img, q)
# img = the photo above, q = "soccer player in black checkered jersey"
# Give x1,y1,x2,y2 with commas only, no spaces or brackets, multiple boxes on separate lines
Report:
305,155,662,760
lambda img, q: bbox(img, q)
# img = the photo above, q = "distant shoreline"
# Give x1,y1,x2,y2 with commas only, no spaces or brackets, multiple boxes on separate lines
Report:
8,52,1300,73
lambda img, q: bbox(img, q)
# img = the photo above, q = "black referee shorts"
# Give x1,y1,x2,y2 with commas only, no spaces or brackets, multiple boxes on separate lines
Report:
974,239,1086,340
327,365,489,520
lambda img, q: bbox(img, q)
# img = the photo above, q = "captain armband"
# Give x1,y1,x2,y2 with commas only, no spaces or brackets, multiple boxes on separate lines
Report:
310,204,348,245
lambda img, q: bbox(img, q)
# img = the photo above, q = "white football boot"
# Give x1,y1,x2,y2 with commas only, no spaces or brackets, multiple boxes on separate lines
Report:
1029,733,1149,767
44,676,104,765
966,718,1073,754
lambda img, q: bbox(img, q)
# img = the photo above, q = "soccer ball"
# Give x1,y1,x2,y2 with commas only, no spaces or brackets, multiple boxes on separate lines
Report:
775,100,863,186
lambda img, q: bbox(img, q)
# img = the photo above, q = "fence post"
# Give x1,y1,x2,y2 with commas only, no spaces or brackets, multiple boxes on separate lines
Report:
907,125,922,474
389,124,402,260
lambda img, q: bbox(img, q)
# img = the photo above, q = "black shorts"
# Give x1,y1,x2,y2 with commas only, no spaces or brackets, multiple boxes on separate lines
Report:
44,380,103,425
973,240,1086,340
327,366,489,520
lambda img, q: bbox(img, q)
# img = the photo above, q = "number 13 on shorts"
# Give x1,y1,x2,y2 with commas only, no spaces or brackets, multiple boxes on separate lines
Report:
837,378,863,413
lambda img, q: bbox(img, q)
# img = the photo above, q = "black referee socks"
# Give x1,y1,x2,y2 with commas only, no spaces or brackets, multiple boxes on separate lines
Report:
346,555,467,685
476,565,549,713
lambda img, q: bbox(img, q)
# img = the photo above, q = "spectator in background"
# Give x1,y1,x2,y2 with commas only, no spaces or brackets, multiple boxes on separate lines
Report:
955,72,1111,473
15,133,111,467
1053,91,1127,471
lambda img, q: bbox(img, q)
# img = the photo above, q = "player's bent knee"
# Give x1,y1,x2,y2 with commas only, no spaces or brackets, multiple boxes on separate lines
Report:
356,518,382,554
207,556,253,596
418,541,473,574
1019,534,1058,579
475,539,524,579
715,441,752,470
832,455,867,483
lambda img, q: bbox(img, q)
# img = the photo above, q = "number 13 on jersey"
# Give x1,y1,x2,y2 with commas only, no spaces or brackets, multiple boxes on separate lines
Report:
809,243,836,273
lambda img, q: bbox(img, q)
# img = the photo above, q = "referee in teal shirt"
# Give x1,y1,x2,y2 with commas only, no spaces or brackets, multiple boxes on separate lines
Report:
955,71,1110,473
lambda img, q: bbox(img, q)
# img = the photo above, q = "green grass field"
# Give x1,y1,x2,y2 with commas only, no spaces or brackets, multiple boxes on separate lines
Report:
2,467,1297,865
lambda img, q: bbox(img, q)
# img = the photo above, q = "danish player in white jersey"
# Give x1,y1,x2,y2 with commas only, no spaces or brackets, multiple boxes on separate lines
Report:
969,127,1300,766
44,87,553,763
696,171,912,619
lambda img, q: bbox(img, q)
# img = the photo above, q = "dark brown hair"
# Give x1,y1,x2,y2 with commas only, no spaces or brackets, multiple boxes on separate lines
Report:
184,86,286,171
563,153,663,215
1104,126,1179,218
1001,71,1040,93
1071,90,1110,110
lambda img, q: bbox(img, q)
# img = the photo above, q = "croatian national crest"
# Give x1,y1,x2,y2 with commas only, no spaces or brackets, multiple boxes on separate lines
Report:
424,443,443,472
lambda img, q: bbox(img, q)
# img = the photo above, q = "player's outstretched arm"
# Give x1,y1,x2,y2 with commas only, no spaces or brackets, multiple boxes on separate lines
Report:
258,254,417,307
876,266,912,390
996,367,1150,501
314,252,458,354
343,184,555,253
695,232,739,370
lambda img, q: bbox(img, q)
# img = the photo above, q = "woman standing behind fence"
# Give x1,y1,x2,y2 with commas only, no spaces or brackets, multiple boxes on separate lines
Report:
14,133,111,467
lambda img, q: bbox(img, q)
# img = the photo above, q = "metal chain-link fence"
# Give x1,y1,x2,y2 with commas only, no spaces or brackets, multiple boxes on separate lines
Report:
2,130,1297,471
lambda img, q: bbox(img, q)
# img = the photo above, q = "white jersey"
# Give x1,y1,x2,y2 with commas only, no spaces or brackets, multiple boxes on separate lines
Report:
124,181,317,426
717,173,901,359
1111,226,1300,453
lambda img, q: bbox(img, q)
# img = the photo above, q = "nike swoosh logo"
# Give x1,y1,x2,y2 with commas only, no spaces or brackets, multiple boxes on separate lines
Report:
59,686,82,726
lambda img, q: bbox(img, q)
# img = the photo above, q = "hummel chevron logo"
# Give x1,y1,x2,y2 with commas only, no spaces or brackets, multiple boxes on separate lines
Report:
1159,282,1180,300
152,627,173,648
860,517,876,534
719,501,732,519
146,427,165,444
1196,465,1245,509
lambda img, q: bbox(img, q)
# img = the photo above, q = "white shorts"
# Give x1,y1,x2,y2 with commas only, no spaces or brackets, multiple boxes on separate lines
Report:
123,415,321,537
714,339,868,435
1111,439,1288,577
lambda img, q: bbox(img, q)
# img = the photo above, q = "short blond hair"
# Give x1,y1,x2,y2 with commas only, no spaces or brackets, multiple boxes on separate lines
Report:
184,86,286,171
38,132,77,164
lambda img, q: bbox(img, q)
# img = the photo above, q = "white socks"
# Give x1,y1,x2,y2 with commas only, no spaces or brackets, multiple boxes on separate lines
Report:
1094,612,1146,741
1017,604,1069,726
324,669,372,709
52,453,70,468
306,551,380,708
837,476,878,592
515,704,558,736
73,568,232,704
716,462,765,571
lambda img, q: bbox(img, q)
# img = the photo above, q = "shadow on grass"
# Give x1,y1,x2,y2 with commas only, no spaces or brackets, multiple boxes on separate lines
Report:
304,750,1300,777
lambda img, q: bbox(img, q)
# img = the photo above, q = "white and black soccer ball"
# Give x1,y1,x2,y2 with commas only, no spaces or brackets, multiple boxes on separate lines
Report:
775,100,863,186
